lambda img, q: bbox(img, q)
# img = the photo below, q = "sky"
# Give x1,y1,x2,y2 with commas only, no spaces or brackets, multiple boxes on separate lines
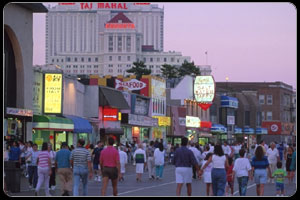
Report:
33,2,297,89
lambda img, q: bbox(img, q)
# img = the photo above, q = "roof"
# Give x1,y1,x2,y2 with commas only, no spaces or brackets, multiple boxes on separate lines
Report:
18,3,48,13
107,12,133,23
99,86,130,109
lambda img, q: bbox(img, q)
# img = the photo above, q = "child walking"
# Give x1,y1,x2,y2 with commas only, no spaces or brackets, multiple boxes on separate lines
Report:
225,157,234,196
272,161,287,196
201,153,213,196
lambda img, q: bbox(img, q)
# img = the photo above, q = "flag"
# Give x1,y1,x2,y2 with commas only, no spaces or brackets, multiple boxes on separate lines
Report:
205,51,208,55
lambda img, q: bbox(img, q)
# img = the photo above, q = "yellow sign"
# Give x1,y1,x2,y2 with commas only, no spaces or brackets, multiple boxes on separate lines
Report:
153,116,171,126
44,73,63,114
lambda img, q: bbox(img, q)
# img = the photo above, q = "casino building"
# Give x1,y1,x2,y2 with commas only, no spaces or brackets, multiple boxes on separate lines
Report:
45,2,191,77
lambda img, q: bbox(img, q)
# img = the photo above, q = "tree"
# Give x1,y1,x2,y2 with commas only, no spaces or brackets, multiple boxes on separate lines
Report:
160,64,178,79
178,60,201,77
126,61,151,79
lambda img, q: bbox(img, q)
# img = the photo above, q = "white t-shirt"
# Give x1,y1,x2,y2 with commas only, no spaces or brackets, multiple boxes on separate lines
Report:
222,145,232,155
154,148,165,166
212,155,226,169
119,150,128,164
233,158,251,177
266,148,279,164
233,145,241,154
209,146,214,153
189,146,201,165
202,160,213,173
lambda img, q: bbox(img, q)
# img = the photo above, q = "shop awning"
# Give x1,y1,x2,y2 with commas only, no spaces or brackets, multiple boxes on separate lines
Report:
211,124,227,133
33,115,74,131
64,115,92,133
244,127,255,134
99,87,130,109
234,127,243,134
256,127,268,135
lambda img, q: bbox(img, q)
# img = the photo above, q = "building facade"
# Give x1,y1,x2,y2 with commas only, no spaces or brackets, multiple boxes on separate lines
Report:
45,3,191,77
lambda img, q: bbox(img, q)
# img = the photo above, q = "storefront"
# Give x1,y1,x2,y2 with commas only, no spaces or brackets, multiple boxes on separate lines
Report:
152,116,171,141
244,127,255,149
4,107,33,143
211,124,227,144
63,115,93,147
255,127,268,145
32,115,74,150
198,121,212,145
234,127,243,143
186,116,200,143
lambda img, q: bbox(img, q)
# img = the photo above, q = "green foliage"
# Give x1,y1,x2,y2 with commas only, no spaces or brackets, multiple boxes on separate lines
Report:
126,61,151,79
161,64,178,79
178,60,201,77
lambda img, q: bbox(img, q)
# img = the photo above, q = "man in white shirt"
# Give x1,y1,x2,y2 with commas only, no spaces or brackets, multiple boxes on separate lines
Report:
266,142,280,183
133,144,147,182
118,146,128,182
222,141,232,157
189,143,201,179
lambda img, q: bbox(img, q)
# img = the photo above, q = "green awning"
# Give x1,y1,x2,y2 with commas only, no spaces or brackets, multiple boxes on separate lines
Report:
33,115,74,131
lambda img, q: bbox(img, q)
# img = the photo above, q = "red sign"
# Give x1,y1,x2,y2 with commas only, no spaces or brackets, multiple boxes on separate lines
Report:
262,121,282,135
115,79,146,91
103,107,118,121
200,121,212,128
105,23,135,29
78,2,128,10
198,103,212,111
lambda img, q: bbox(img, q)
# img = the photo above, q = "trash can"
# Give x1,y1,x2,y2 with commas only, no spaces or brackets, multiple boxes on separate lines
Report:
4,161,21,193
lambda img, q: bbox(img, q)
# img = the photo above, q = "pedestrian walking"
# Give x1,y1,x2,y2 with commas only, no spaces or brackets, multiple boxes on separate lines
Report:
233,142,241,160
222,141,232,158
48,143,56,191
119,146,128,182
289,146,296,184
154,143,165,180
232,149,252,196
251,145,272,196
92,141,104,182
201,144,229,196
100,137,121,196
271,161,287,196
169,147,175,164
55,142,72,196
225,157,234,196
133,143,147,182
70,139,93,196
9,141,21,163
189,142,201,179
26,143,39,190
146,141,156,180
201,153,213,196
266,142,280,183
173,137,200,196
35,142,52,196
285,146,294,184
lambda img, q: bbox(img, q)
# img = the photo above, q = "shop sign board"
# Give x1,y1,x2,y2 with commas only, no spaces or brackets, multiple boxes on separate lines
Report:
6,107,33,117
153,116,171,126
103,107,118,121
262,121,282,135
227,116,235,125
43,73,63,114
128,114,158,127
179,118,186,126
33,71,43,115
116,79,146,91
186,116,200,128
194,76,215,103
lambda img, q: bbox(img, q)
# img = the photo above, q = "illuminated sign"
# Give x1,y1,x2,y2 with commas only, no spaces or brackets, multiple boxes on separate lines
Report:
79,2,128,10
153,116,171,126
115,79,146,91
134,3,150,5
194,76,215,103
103,107,118,121
262,121,282,135
44,73,63,114
186,116,200,128
105,23,135,29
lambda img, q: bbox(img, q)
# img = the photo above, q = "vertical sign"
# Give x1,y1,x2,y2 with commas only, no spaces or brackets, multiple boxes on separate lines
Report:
44,73,63,114
33,71,43,114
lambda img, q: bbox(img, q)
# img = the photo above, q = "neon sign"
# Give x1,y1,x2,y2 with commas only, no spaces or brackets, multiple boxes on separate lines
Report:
105,23,135,29
78,2,128,10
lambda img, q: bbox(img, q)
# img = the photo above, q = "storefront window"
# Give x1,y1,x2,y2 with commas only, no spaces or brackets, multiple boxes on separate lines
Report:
78,133,89,145
198,138,209,146
174,138,181,146
32,130,53,150
55,132,66,151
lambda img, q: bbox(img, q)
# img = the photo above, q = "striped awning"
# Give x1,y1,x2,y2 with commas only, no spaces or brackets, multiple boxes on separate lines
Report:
211,124,227,134
234,127,243,134
32,115,74,131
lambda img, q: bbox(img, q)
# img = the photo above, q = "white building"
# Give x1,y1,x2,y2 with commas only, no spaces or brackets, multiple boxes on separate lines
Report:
46,2,191,77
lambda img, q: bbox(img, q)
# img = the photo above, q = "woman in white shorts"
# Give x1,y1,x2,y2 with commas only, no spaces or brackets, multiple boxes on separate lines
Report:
202,153,213,196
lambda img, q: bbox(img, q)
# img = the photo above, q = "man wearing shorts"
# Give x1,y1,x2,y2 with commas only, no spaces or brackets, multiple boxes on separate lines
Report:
92,141,104,182
173,137,200,196
100,137,120,196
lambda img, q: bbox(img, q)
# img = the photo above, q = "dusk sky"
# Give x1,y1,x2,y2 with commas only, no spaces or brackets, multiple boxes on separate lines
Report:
33,2,296,89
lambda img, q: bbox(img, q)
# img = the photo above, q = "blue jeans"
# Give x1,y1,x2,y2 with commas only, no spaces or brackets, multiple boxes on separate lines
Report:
237,176,249,196
211,168,226,196
28,166,38,188
73,166,89,196
155,165,164,178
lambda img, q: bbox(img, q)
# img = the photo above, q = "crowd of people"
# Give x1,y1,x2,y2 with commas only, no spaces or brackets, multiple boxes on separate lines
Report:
3,138,296,196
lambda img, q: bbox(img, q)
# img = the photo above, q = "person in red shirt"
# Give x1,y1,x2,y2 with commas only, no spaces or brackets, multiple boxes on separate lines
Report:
100,137,120,196
225,157,234,196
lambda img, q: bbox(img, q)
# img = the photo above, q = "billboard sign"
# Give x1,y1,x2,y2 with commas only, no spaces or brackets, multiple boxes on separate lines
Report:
186,116,200,128
43,73,63,114
194,76,215,103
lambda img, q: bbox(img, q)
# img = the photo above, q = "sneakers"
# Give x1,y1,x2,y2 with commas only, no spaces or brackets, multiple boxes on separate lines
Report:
29,185,33,189
94,176,98,181
51,186,56,190
97,176,102,182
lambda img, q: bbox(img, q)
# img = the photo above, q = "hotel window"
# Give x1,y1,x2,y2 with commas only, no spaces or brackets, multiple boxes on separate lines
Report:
118,56,122,61
61,59,64,62
109,36,113,52
88,57,91,62
74,57,77,62
157,57,160,62
87,65,91,68
127,64,131,68
156,65,160,69
127,56,131,61
109,56,113,61
126,36,131,52
266,111,272,121
118,64,122,68
261,111,265,121
267,95,273,105
150,58,153,62
143,57,146,62
95,57,98,62
94,65,98,68
118,36,122,52
108,64,113,68
259,95,265,104
164,57,167,62
171,57,175,62
81,57,84,62
57,59,59,62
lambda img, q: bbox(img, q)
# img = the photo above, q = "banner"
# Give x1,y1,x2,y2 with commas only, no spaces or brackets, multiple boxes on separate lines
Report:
44,73,63,114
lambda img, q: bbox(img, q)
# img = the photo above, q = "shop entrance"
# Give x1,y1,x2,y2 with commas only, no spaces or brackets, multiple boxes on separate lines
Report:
198,138,209,146
55,132,67,151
